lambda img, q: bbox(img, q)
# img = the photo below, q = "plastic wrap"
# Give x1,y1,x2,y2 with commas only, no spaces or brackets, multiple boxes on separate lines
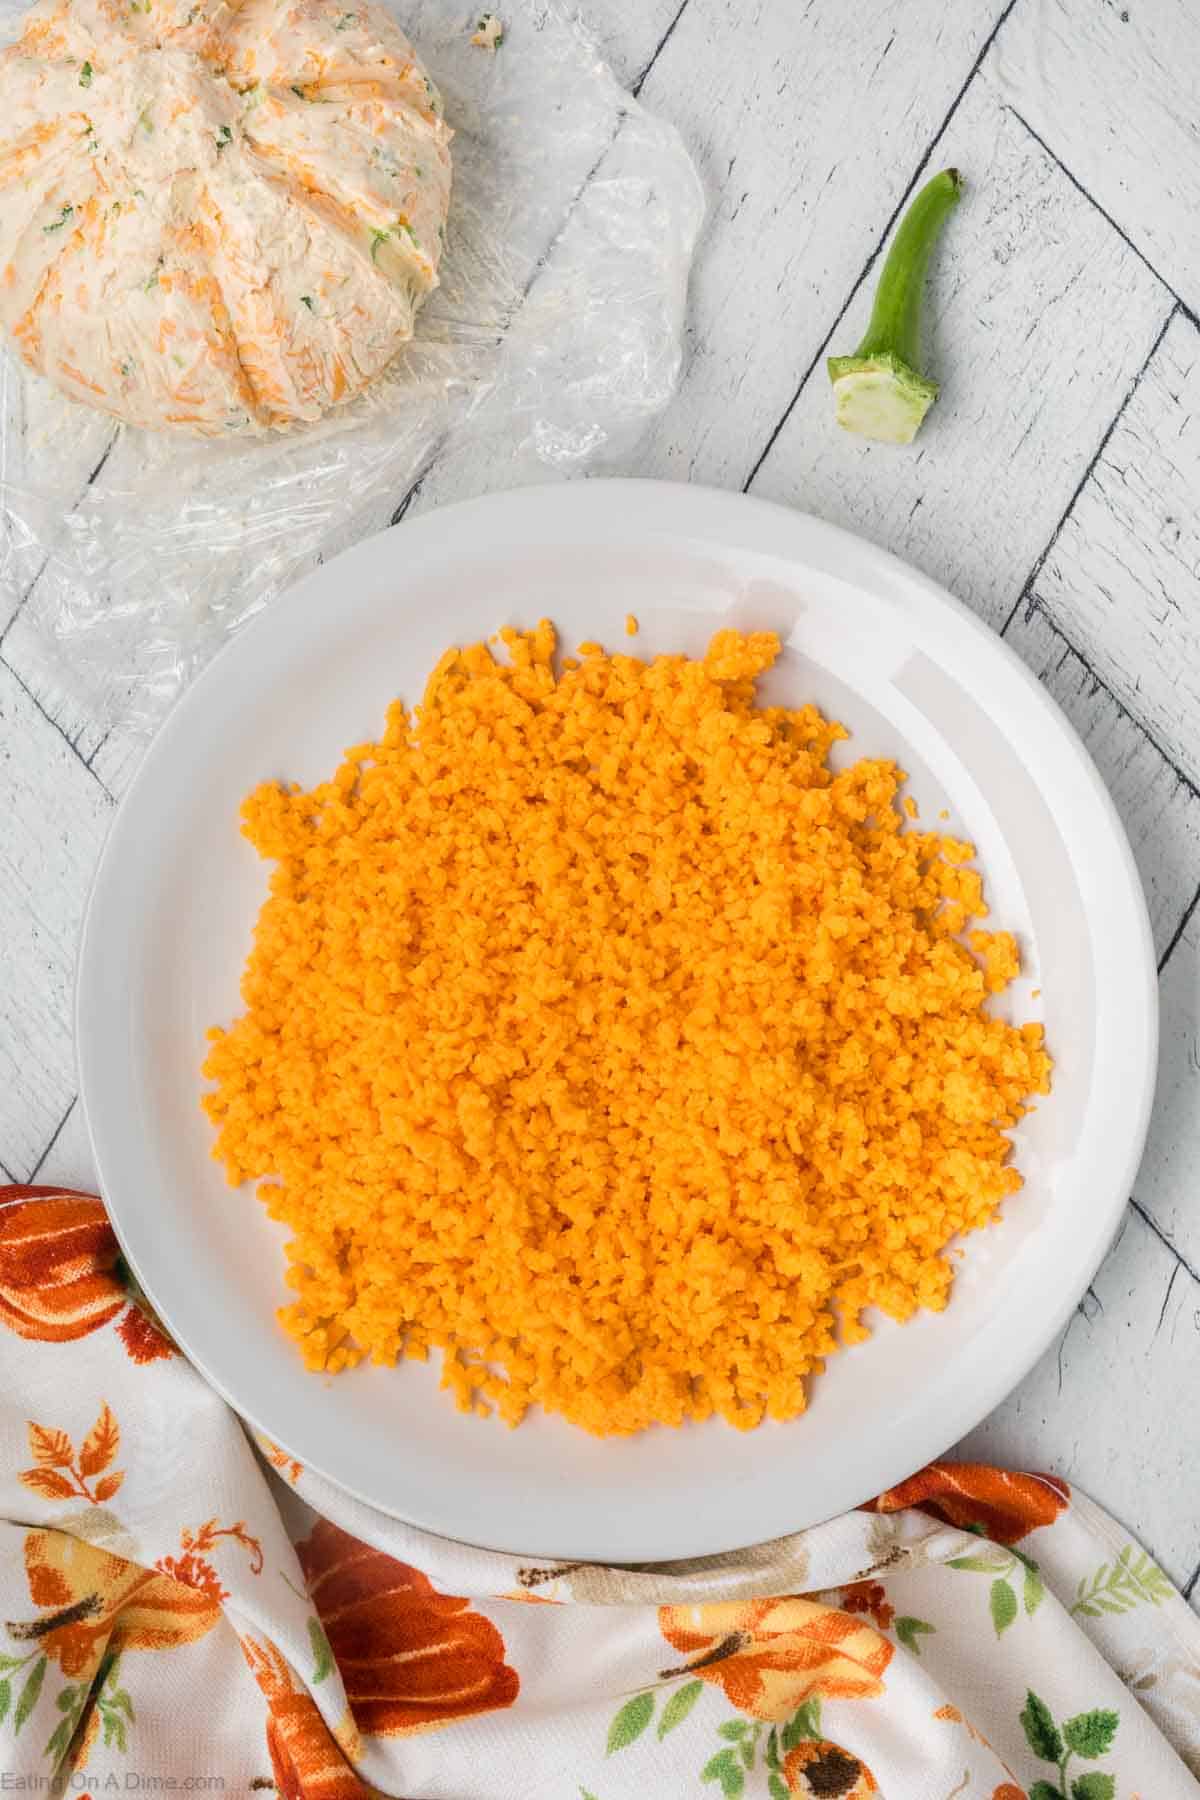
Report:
0,0,703,746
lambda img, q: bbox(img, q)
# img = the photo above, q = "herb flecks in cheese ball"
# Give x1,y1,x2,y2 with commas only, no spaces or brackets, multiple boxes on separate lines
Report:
0,0,452,433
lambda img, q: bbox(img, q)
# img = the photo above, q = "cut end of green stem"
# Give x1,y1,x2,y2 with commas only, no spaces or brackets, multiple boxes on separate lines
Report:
828,167,963,446
827,353,938,445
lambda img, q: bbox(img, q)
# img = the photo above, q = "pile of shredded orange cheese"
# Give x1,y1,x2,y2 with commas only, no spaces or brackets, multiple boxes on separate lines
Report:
202,624,1051,1436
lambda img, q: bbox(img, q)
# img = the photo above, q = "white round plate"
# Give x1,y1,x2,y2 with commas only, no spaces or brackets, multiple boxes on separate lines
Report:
78,480,1157,1562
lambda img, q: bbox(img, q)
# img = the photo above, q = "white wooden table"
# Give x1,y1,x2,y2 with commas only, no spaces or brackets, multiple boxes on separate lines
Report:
3,0,1199,1591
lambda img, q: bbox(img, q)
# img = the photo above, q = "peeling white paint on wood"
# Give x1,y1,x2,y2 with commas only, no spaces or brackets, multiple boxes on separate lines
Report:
993,0,1200,311
1004,598,1200,959
0,662,111,1176
27,1094,94,1192
1032,310,1200,787
578,0,684,90
1,601,146,800
3,0,1200,1598
626,0,999,491
1131,918,1200,1277
750,74,1172,631
0,365,115,644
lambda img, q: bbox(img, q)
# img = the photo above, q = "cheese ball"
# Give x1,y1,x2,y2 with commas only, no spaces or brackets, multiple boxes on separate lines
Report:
0,0,452,432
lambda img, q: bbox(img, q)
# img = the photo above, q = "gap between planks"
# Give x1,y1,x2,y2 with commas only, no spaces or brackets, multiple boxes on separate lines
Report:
1005,105,1199,331
0,648,115,803
997,304,1181,639
741,0,1022,493
0,433,117,657
5,4,1200,1614
11,0,1200,1281
24,1095,76,1185
391,8,699,528
630,0,691,99
1001,590,1200,877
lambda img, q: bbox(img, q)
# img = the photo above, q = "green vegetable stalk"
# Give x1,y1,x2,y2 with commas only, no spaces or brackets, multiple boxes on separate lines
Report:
827,167,962,445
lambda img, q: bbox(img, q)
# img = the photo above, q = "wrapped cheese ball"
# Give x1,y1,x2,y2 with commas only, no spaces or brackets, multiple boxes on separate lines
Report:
0,0,452,432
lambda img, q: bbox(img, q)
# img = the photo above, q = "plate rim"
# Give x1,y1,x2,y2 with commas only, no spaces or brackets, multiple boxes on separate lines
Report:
76,478,1159,1560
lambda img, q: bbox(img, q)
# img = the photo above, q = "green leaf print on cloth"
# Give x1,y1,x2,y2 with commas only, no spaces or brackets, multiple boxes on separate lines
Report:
1068,1776,1116,1800
990,1577,1018,1636
1021,1689,1118,1799
606,1693,654,1754
601,1683,878,1797
1023,1692,1064,1764
951,1542,1046,1636
657,1679,704,1740
1072,1545,1174,1618
306,1616,333,1684
894,1616,935,1654
13,1655,46,1734
701,1745,745,1796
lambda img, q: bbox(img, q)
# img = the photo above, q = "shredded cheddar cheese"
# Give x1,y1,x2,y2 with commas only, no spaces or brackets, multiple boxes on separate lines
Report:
202,625,1051,1435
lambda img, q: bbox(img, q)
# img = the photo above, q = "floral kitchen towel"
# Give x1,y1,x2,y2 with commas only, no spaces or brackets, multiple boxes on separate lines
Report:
1,1186,1198,1800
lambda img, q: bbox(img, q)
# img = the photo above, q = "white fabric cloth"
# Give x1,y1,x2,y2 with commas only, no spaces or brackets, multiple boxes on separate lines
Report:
2,1185,1198,1799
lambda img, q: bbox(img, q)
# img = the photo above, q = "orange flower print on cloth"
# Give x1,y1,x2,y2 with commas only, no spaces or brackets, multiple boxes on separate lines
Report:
0,1188,124,1342
262,1439,304,1484
267,1710,370,1800
838,1582,894,1632
12,1529,220,1682
18,1404,124,1505
657,1598,893,1721
783,1738,878,1797
242,1633,371,1800
297,1520,519,1736
871,1461,1070,1544
114,1306,175,1365
0,1186,174,1361
156,1518,264,1603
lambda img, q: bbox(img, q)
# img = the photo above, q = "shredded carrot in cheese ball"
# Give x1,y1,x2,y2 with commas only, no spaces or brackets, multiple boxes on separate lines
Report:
202,625,1051,1435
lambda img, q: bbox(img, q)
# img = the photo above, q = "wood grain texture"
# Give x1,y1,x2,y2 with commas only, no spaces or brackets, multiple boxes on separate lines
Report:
0,0,705,764
0,662,111,1176
1134,915,1200,1275
749,74,1172,630
959,1202,1200,1589
1032,310,1200,786
3,0,1200,1589
622,0,1001,490
401,87,706,521
579,0,686,89
0,363,115,644
27,1094,94,1191
993,0,1200,310
1004,598,1200,959
2,595,148,800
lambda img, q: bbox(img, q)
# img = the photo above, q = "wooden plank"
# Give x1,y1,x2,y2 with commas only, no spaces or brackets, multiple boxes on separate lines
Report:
966,599,1200,1582
28,1095,96,1193
2,596,152,800
1004,598,1200,960
993,0,1200,310
622,0,1002,491
1031,310,1200,787
0,361,116,642
0,663,111,1177
1134,913,1200,1277
748,73,1172,631
1,0,699,767
961,1202,1200,1590
402,84,705,521
583,0,687,90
